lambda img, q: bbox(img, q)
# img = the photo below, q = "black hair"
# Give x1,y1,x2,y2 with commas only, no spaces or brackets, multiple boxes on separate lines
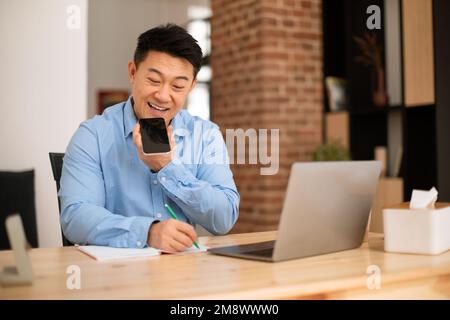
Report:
134,24,203,78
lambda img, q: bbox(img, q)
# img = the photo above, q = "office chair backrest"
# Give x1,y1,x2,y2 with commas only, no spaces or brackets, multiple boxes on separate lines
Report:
0,170,38,249
49,152,64,192
48,152,72,246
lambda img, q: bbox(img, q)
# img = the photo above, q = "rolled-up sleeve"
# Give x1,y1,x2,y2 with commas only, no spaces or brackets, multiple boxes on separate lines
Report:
157,127,239,235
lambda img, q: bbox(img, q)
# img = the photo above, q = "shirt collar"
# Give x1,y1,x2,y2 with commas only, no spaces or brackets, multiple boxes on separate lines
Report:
123,96,137,138
123,96,190,138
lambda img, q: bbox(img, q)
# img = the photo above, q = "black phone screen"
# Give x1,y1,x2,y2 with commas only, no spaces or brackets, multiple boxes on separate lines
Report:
139,118,171,154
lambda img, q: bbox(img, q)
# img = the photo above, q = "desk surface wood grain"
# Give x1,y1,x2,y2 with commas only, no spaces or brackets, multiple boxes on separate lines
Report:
1,231,449,299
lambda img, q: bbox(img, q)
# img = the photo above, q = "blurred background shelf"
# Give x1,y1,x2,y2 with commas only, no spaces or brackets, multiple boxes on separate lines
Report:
323,0,449,202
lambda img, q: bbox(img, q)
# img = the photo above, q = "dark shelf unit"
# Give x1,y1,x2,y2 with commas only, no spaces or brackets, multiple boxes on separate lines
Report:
322,0,448,200
433,0,450,201
403,105,437,196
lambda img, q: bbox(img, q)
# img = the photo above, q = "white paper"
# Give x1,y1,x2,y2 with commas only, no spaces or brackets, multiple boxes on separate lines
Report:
161,244,209,254
77,244,209,261
188,244,208,252
409,186,438,209
77,246,161,261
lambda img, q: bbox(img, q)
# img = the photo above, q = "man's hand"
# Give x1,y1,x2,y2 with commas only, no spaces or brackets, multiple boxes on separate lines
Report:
132,122,176,172
147,220,198,252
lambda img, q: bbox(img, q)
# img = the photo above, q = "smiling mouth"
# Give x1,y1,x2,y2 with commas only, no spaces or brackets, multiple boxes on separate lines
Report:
148,102,169,112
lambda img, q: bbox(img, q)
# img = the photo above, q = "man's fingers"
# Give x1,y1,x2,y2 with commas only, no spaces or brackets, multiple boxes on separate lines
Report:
132,122,140,137
175,221,197,243
163,243,177,253
173,231,194,248
167,125,176,149
132,123,144,154
132,123,141,146
169,239,187,252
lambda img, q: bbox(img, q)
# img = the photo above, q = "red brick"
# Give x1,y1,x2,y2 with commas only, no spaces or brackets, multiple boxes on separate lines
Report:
212,0,323,233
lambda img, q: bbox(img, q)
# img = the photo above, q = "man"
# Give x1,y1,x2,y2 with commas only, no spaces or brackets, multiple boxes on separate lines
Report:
59,24,239,252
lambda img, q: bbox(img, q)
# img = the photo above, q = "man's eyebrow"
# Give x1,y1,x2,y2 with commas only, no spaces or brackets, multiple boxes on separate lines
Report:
147,68,190,81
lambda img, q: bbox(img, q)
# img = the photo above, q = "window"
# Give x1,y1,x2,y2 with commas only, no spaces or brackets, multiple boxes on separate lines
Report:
186,6,211,120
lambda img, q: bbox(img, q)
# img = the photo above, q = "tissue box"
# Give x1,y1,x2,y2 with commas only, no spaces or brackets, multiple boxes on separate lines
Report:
383,202,450,255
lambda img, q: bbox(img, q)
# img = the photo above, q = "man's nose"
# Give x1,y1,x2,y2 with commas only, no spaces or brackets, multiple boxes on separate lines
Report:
154,84,171,103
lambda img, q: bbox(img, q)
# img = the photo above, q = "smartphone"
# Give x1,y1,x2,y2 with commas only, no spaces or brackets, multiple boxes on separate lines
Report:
139,118,171,155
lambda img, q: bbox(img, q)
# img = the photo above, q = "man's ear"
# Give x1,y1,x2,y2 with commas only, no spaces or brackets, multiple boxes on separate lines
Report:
128,61,136,84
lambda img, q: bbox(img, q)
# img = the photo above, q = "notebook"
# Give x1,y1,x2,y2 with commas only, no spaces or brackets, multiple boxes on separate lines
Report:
77,244,208,261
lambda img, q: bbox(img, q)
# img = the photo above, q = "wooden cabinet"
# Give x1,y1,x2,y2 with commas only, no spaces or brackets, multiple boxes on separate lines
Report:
370,177,404,233
402,0,435,106
325,111,349,149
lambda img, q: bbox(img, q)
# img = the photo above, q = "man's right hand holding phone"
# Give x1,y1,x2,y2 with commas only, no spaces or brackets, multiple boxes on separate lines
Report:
132,122,176,172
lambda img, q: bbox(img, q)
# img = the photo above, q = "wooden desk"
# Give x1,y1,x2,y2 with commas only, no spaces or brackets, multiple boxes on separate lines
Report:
1,232,449,299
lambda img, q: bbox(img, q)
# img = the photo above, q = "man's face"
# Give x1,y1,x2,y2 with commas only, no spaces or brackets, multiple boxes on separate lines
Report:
128,50,196,124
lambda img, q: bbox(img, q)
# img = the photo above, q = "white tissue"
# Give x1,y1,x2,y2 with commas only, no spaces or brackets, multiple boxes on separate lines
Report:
409,187,438,209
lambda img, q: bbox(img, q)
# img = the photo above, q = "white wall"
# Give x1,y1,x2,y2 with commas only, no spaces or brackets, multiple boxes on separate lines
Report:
87,0,210,117
0,0,88,247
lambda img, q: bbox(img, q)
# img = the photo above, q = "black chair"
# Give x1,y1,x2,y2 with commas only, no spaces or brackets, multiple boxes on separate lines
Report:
49,152,72,246
0,170,38,249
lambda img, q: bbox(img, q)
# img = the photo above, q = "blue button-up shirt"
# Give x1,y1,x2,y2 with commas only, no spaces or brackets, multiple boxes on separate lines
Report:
59,97,239,248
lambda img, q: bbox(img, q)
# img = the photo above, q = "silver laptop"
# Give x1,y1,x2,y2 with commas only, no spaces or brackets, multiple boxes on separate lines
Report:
208,161,381,262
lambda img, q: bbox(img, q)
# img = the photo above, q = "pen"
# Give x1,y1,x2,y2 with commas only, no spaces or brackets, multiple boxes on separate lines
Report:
164,203,200,249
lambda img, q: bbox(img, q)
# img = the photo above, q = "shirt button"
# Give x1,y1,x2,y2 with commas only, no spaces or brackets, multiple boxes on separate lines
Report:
153,180,158,185
161,176,166,182
156,213,162,218
136,241,142,247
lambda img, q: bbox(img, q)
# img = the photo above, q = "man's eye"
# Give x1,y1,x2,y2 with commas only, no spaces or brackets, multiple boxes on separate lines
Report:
148,78,160,84
173,85,184,90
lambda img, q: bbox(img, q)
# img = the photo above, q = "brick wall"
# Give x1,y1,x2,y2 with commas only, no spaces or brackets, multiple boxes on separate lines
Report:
211,0,323,233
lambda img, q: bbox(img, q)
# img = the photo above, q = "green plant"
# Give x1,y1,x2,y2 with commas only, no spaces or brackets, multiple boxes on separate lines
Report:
312,140,351,161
